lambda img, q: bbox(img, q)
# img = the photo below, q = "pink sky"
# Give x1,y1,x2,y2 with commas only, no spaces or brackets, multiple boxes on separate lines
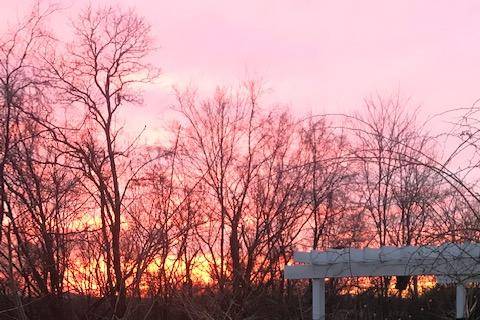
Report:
3,0,480,141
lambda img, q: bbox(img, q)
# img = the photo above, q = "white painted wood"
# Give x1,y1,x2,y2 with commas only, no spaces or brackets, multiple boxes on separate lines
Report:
287,243,480,280
456,284,466,319
312,278,325,320
285,243,480,319
284,259,480,279
293,243,480,266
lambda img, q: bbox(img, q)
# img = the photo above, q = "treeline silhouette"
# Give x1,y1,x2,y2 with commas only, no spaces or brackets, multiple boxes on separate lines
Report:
1,3,480,320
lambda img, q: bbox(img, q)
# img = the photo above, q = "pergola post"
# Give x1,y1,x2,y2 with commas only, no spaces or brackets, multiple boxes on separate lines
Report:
312,278,325,320
456,283,466,319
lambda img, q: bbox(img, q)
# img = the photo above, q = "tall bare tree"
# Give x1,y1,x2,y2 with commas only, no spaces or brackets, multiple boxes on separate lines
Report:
0,3,58,318
41,6,158,318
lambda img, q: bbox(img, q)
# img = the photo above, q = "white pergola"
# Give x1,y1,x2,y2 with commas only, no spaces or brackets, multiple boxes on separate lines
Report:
284,243,480,320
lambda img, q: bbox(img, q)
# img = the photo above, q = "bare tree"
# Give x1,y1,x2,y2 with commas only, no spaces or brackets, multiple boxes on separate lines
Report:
2,117,83,319
0,3,59,318
349,95,447,304
298,117,362,250
41,6,158,319
172,82,359,319
351,96,439,246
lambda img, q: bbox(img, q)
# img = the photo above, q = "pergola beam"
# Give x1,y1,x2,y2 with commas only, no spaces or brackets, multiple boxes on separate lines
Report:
284,260,480,279
284,243,480,320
